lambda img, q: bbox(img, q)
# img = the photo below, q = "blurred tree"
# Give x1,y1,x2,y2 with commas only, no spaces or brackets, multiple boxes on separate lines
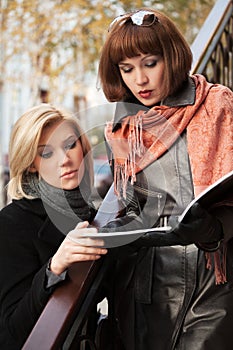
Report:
0,0,216,106
118,0,216,42
0,0,217,208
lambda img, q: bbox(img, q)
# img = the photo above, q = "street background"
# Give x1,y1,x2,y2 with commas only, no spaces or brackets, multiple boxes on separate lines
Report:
0,0,217,209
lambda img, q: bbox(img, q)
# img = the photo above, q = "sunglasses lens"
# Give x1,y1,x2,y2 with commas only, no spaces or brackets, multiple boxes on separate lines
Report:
131,11,156,26
108,10,158,32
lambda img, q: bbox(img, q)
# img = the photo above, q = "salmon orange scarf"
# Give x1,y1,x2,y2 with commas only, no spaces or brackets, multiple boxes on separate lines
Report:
105,74,233,284
105,74,233,198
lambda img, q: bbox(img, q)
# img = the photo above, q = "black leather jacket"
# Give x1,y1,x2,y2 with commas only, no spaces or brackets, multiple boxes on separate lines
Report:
103,78,233,350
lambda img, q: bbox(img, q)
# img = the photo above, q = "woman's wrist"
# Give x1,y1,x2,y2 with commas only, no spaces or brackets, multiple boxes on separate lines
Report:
196,238,223,252
48,256,66,276
46,258,67,289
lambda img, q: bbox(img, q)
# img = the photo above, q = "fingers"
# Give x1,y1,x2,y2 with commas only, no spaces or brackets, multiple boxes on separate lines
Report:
65,232,107,257
68,225,98,239
69,244,107,256
68,224,106,247
71,246,108,261
51,242,108,274
52,223,108,274
67,235,105,247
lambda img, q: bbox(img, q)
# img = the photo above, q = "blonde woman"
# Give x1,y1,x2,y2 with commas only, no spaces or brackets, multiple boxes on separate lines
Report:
0,104,107,349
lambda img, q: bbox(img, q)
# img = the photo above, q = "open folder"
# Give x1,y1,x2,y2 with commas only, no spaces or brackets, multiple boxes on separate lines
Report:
83,169,233,247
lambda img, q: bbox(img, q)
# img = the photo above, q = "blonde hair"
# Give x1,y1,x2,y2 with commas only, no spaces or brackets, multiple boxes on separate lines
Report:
8,103,93,199
98,8,192,102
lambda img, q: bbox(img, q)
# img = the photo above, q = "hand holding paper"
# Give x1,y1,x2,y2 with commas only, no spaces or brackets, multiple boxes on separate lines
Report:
172,203,223,249
134,203,223,250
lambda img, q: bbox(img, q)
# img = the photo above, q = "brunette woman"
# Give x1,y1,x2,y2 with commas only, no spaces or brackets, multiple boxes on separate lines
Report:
98,9,233,350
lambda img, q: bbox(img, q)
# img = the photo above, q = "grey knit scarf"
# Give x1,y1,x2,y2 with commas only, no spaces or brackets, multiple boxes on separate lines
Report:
23,173,96,223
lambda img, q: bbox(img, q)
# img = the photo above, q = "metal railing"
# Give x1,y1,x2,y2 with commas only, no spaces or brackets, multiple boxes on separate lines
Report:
191,0,233,90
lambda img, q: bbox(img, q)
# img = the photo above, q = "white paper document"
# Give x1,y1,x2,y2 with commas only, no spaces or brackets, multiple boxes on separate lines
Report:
83,170,233,248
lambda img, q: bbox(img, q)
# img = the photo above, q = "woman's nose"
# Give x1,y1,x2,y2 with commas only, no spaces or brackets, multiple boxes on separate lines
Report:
135,69,148,85
58,150,70,166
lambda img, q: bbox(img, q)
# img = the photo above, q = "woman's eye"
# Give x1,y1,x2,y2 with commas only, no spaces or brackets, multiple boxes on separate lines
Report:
119,66,132,73
65,140,77,151
145,60,157,67
41,150,53,159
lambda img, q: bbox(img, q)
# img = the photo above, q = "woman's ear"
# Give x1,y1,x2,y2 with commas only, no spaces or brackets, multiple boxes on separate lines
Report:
28,164,37,173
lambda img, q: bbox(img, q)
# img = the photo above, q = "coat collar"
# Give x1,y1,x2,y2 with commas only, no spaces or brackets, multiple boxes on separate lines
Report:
112,76,196,131
162,76,196,107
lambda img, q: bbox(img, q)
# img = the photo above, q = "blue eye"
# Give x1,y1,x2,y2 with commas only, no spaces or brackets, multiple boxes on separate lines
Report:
41,151,53,159
64,140,77,151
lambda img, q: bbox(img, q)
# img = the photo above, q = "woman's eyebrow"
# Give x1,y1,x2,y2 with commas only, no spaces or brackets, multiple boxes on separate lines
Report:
37,134,77,148
62,134,77,144
64,134,76,140
118,63,130,66
37,144,48,149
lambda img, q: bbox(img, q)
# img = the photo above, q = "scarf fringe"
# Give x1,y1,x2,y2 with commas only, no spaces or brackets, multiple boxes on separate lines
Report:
114,113,145,199
205,244,227,284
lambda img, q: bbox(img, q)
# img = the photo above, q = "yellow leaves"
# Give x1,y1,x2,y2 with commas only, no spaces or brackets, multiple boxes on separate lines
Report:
1,0,216,103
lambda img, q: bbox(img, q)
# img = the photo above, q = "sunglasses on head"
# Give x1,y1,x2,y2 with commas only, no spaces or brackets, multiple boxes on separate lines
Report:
108,10,159,32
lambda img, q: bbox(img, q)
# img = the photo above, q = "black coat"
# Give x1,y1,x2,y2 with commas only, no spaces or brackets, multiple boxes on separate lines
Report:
0,198,78,349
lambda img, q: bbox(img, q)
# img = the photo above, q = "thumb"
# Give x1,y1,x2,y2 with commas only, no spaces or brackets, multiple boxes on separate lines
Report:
75,221,90,229
190,203,208,218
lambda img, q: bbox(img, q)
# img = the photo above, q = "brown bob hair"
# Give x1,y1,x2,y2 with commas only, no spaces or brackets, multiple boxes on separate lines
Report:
98,9,193,102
